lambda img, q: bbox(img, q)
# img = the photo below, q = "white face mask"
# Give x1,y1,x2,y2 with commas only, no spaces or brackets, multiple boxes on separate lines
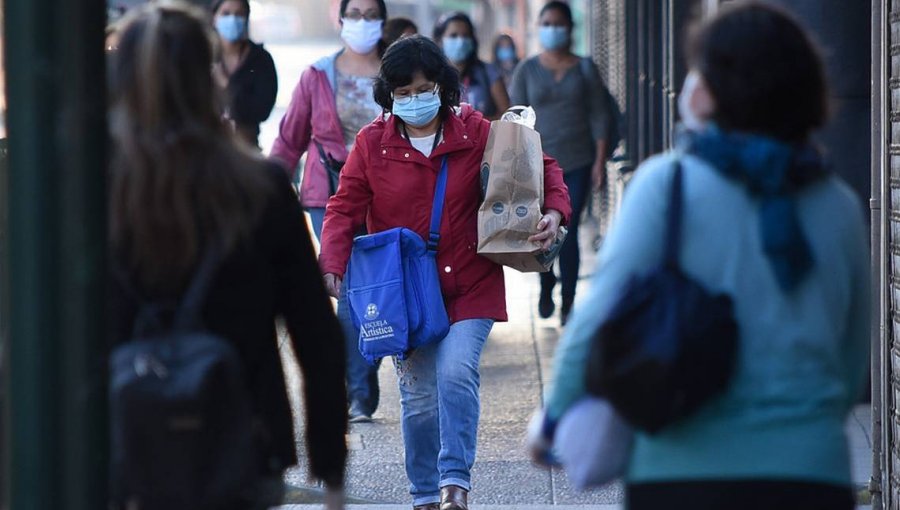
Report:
678,71,709,132
341,18,383,55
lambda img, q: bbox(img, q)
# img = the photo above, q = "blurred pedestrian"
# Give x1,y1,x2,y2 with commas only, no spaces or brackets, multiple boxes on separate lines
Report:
383,16,418,47
270,0,386,239
509,1,611,326
319,35,570,510
211,0,278,149
107,3,347,509
491,33,519,95
270,0,388,424
433,12,510,120
537,4,868,510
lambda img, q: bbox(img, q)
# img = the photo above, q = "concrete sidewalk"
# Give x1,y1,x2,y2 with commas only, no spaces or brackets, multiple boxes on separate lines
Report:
275,226,874,509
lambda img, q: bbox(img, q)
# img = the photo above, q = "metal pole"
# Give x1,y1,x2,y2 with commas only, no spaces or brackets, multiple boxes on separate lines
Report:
870,1,887,506
4,0,107,508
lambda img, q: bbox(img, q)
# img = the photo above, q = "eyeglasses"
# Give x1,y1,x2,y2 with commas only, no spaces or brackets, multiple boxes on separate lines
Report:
392,85,439,106
343,10,382,22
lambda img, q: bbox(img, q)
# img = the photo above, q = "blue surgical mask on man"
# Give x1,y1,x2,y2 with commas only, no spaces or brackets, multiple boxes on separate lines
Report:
442,36,474,64
392,89,442,127
539,26,569,50
216,15,248,43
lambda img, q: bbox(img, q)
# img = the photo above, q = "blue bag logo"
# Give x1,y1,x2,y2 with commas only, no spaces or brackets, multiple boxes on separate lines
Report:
359,317,396,343
345,156,451,364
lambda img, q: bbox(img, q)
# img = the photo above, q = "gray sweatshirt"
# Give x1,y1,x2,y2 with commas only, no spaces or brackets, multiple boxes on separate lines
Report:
509,56,609,173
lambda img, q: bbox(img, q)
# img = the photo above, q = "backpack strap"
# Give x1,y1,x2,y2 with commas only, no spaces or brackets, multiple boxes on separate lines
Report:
663,160,683,268
173,243,223,332
577,57,593,83
426,156,450,253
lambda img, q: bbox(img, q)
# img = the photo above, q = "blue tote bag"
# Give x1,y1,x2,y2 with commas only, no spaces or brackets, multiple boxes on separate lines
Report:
345,156,451,364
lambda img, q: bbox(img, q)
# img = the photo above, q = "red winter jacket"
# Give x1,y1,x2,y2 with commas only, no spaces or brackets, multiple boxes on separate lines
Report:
319,104,571,323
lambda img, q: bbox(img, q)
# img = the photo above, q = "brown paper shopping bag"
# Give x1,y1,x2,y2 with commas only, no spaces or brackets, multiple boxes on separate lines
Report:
477,118,562,273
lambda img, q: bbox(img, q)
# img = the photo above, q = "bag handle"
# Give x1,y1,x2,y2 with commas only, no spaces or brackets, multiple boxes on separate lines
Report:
664,160,683,268
427,155,450,253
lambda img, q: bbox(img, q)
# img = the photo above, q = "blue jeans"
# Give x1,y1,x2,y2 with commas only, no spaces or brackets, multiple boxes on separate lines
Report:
306,207,326,241
309,206,380,413
393,319,494,506
541,165,591,304
338,282,380,414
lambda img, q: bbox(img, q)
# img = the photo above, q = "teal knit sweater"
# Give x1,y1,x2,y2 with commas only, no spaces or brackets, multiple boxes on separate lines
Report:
544,151,869,486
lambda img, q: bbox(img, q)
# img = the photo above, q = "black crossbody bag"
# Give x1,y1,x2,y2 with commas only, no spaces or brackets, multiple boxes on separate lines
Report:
314,140,344,196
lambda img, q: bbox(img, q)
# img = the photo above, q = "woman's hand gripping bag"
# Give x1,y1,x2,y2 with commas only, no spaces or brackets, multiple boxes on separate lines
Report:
477,106,566,272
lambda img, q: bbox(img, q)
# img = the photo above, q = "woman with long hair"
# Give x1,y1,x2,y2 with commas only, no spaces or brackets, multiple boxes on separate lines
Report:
491,33,519,95
536,3,868,510
433,11,510,120
108,3,347,508
319,35,570,510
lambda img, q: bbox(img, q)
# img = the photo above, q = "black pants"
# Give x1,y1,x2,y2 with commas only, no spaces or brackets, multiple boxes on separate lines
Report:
626,480,855,510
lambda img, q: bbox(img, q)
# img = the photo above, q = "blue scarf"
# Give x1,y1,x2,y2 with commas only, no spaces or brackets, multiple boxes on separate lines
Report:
677,126,829,292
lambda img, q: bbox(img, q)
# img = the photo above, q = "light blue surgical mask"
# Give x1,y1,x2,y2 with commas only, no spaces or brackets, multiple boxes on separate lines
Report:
442,36,475,63
216,15,248,43
497,47,516,63
392,88,442,127
539,26,569,50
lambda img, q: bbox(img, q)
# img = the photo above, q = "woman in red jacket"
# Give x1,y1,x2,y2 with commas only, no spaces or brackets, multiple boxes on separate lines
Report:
319,35,571,510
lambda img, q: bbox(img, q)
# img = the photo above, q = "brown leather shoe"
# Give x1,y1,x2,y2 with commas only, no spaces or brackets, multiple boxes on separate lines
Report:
413,504,439,510
439,485,468,510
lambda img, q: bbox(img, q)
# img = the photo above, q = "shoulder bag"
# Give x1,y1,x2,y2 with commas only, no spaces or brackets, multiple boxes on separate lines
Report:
345,156,451,364
585,160,738,433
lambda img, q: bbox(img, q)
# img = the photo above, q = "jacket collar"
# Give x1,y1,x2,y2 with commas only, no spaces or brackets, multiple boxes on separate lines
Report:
378,106,477,158
311,49,343,94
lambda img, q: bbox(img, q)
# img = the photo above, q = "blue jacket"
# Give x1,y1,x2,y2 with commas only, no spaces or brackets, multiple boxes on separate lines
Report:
545,150,869,486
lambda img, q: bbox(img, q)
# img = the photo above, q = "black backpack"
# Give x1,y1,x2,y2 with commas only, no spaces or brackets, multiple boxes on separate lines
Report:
110,247,260,509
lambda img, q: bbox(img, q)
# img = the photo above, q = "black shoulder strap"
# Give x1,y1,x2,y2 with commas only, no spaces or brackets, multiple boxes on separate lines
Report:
173,243,223,332
664,160,683,268
313,139,331,165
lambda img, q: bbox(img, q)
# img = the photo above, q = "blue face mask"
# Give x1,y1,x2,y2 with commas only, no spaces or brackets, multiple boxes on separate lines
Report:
497,47,516,63
216,15,248,43
392,89,442,128
442,36,474,63
539,26,569,50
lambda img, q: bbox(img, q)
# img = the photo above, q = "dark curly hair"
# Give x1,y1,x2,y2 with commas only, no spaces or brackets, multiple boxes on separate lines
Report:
373,35,461,118
686,1,828,142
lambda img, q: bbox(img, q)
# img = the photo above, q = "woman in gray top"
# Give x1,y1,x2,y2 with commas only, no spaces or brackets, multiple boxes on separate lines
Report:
509,1,610,325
